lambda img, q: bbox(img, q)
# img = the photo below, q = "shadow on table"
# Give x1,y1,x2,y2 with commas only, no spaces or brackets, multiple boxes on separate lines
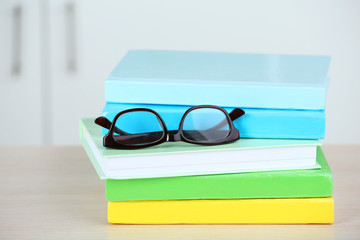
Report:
106,224,334,240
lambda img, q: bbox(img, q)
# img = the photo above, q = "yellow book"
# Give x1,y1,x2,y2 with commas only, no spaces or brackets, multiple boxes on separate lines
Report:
108,197,334,224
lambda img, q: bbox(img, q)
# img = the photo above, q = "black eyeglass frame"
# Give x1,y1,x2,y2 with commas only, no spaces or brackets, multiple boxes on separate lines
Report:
95,105,245,149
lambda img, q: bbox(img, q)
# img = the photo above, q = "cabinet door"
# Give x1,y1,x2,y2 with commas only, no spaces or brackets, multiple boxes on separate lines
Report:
48,0,150,144
0,0,42,145
48,0,106,145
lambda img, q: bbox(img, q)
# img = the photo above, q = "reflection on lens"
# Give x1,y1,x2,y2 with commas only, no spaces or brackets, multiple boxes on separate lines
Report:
113,111,164,146
182,108,230,142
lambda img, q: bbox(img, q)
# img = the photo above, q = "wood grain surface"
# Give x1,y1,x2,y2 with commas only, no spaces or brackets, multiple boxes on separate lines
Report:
0,145,359,240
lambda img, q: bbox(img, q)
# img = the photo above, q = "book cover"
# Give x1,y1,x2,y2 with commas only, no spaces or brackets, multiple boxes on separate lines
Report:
105,50,331,110
108,197,334,224
80,118,321,179
105,147,332,201
103,102,326,139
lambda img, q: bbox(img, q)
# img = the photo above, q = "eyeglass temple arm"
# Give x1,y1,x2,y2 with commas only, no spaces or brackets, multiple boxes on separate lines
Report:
229,108,245,121
208,108,245,131
94,116,129,135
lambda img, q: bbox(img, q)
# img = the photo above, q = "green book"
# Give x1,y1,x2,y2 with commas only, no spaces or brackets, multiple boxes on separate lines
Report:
80,118,321,179
106,147,332,200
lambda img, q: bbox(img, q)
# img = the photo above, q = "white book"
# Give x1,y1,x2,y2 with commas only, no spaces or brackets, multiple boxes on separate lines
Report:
80,118,321,179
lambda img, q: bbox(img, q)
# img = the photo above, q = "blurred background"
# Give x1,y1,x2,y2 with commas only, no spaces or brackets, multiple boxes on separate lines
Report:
0,0,359,145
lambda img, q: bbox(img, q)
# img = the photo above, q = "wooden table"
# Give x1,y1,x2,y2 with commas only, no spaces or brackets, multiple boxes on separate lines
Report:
0,146,359,240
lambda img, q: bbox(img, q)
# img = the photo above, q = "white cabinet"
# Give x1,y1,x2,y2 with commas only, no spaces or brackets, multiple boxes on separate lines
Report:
1,0,196,145
0,0,124,145
47,0,106,145
0,0,43,145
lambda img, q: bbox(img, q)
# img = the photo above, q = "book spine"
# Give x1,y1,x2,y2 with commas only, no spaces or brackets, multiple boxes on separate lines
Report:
105,80,326,110
108,197,334,224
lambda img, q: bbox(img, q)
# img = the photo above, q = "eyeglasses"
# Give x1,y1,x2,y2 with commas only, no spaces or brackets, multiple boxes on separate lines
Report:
95,105,245,149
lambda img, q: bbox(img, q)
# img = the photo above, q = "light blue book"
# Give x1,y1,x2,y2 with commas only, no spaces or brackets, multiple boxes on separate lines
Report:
105,50,331,110
102,103,325,139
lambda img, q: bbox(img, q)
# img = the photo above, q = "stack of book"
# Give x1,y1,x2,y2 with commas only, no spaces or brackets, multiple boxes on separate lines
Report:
80,50,334,224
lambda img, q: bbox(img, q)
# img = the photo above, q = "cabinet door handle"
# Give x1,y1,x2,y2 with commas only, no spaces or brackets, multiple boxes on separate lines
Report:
12,5,22,76
65,2,77,73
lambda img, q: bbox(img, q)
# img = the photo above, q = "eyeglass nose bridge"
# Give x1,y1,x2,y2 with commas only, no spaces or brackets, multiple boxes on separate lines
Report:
167,130,182,142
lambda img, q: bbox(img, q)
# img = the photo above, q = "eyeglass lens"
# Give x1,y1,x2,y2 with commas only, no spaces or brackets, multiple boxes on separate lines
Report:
113,111,164,146
182,108,230,142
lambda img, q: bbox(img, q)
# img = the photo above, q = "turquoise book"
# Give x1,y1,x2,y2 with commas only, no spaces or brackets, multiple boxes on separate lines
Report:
80,118,321,180
102,103,325,139
105,50,331,110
